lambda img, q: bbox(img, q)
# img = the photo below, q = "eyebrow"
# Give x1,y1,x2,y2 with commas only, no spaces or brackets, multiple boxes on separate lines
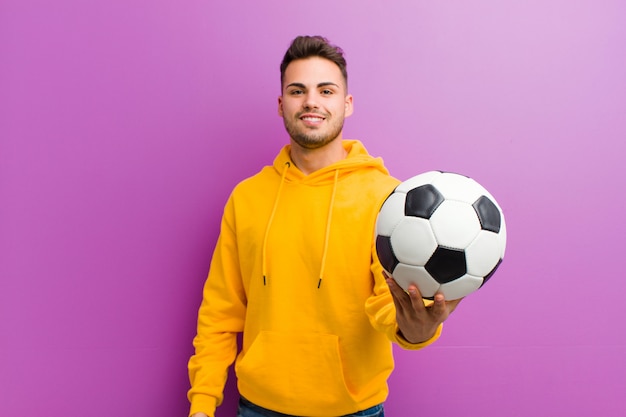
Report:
286,82,340,89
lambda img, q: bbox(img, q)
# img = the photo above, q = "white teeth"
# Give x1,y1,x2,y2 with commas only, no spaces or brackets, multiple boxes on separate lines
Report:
302,117,323,121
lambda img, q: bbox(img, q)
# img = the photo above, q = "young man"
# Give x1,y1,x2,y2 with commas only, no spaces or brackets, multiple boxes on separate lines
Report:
188,35,460,417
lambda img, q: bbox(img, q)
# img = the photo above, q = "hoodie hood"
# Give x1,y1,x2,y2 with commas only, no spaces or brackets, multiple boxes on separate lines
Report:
272,139,390,185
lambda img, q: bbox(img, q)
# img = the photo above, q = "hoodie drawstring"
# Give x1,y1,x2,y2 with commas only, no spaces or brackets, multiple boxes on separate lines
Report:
262,161,290,286
317,169,338,289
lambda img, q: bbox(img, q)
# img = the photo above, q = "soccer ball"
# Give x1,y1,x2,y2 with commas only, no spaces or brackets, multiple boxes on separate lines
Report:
375,171,507,300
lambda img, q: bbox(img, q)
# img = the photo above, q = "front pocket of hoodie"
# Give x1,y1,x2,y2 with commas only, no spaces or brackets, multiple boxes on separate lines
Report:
236,330,356,408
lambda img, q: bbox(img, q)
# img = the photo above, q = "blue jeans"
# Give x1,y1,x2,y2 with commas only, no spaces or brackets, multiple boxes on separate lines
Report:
237,397,384,417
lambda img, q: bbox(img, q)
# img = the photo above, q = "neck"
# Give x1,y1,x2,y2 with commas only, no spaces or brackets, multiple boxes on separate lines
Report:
289,139,348,175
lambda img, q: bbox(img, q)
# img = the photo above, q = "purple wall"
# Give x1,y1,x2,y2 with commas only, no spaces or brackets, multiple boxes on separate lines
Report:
1,0,625,415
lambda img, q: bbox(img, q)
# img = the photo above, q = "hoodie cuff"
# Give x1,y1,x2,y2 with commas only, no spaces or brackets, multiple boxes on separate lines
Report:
189,394,218,417
393,323,442,350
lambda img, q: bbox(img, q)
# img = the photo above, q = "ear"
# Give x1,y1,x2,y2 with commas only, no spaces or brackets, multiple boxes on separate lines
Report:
344,94,354,118
277,96,284,117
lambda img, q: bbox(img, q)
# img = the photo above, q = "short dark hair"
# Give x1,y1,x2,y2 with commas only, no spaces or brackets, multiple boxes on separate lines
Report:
280,35,348,89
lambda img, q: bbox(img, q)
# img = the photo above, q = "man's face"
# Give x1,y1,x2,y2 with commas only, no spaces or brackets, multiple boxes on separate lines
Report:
278,57,353,150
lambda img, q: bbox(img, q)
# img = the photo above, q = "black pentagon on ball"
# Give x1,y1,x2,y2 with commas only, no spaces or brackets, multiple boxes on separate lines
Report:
405,184,444,219
376,235,399,274
425,247,467,283
472,195,501,233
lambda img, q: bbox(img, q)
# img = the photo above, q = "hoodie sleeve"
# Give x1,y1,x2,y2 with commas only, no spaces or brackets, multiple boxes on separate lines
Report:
188,196,247,417
365,243,442,350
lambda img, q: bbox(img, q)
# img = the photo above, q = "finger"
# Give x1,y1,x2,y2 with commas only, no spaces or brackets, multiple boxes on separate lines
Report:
385,276,409,310
385,276,404,298
406,284,426,313
431,292,448,318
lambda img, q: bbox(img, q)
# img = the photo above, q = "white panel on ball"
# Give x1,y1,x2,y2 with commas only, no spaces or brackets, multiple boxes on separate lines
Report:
395,171,441,194
432,173,485,203
430,201,481,249
390,217,437,266
393,264,440,299
439,275,484,300
466,231,502,276
375,193,406,237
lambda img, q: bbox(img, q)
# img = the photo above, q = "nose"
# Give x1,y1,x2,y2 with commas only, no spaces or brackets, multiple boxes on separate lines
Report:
303,91,320,110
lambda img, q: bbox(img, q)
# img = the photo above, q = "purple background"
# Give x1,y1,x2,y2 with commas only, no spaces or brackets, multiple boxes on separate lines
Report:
1,0,625,415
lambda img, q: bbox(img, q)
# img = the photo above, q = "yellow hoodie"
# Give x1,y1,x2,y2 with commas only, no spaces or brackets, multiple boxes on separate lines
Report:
188,140,441,417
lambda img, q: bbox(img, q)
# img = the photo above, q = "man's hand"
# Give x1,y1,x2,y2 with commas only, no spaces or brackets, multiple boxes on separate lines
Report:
191,413,209,417
385,272,461,344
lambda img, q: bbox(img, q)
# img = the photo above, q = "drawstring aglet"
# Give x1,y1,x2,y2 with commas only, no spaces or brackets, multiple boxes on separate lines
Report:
317,278,322,289
263,275,267,286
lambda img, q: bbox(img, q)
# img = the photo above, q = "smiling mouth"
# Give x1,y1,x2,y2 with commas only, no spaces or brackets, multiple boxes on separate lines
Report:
299,113,326,124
